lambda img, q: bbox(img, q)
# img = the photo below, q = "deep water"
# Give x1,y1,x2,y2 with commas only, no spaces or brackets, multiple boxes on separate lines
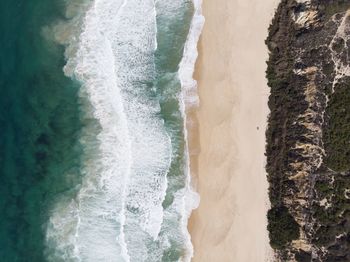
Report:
0,1,82,261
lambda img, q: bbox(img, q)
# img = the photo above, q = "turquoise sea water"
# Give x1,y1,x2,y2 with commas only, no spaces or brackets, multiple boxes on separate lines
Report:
0,0,203,261
0,0,84,261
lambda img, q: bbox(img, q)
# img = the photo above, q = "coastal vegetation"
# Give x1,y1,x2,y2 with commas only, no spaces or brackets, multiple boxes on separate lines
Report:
266,0,350,260
267,206,300,249
324,81,350,172
322,0,350,19
265,1,303,251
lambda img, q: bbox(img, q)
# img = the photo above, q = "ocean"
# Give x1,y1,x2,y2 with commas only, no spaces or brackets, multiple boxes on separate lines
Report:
0,0,203,261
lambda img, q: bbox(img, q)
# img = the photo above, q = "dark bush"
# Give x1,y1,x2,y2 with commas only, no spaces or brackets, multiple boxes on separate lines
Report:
267,206,300,249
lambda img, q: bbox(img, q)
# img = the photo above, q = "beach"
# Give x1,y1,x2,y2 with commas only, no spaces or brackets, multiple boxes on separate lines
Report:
188,0,280,261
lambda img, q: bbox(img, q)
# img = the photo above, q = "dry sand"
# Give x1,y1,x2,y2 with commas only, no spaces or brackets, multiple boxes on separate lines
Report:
188,0,280,261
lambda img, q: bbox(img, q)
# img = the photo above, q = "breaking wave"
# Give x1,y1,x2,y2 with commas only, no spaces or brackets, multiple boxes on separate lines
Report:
45,0,203,261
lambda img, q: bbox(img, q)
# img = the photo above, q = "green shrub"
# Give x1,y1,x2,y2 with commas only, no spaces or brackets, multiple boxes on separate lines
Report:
267,206,300,249
324,83,350,172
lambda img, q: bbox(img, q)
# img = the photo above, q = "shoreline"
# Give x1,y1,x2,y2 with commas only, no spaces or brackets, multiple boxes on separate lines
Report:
188,0,279,261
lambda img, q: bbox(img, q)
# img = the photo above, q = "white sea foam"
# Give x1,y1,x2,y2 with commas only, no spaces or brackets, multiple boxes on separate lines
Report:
179,0,205,110
47,0,171,261
46,0,204,261
178,0,204,261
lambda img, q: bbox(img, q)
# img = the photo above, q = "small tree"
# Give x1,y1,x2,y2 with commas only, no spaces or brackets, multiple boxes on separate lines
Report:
267,205,300,249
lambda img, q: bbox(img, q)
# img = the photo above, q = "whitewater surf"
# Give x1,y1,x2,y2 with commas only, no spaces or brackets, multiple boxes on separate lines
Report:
44,0,204,261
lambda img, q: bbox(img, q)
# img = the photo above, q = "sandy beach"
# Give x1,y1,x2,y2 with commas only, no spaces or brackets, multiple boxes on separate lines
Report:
188,0,280,261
